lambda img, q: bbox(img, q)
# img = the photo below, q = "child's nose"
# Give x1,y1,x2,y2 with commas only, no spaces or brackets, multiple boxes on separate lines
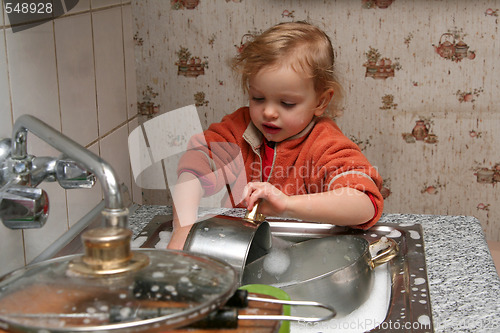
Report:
263,104,279,119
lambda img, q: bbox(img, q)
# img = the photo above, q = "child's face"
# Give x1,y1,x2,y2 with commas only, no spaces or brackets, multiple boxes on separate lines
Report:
248,65,326,142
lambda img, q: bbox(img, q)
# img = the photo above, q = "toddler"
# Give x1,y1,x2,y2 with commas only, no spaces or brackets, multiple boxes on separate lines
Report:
168,21,383,250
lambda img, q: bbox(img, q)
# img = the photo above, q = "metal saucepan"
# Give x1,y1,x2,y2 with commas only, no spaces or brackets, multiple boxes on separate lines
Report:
242,235,398,316
183,214,272,283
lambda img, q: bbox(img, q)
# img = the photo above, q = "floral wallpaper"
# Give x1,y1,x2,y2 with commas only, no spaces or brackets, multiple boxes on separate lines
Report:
131,0,500,242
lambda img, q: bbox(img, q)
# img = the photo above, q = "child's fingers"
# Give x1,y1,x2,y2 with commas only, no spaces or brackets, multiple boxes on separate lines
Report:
248,182,289,216
244,182,265,210
247,186,262,210
243,182,259,207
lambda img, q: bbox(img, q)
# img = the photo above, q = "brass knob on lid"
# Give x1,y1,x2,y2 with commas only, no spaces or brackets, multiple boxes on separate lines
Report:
244,202,265,223
68,227,149,276
82,227,132,267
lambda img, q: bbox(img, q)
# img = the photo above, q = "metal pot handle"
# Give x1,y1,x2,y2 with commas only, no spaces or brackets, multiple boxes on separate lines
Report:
368,237,399,268
239,296,336,322
243,202,266,223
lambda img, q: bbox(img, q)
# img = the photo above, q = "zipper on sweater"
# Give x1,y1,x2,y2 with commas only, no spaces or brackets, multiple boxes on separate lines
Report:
266,142,277,182
249,143,264,182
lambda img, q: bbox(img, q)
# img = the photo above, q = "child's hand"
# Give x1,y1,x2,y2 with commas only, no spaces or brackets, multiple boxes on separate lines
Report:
243,182,289,217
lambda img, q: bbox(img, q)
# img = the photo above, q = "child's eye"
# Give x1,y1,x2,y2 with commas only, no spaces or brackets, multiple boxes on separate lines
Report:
281,101,296,108
252,97,264,102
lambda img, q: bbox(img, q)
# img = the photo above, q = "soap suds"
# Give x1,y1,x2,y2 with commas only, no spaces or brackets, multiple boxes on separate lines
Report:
414,277,426,285
263,249,291,276
386,230,402,238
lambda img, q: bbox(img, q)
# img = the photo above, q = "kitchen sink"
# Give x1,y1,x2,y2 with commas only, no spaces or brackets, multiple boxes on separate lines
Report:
134,214,434,332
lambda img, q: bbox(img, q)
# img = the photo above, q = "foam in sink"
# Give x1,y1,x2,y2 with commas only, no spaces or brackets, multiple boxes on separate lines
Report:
290,264,391,333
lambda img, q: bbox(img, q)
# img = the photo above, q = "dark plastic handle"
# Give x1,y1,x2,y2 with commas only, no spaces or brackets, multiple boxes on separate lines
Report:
224,289,249,308
187,308,238,329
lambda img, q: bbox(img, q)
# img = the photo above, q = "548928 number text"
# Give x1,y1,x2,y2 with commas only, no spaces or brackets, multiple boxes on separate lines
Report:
4,2,53,15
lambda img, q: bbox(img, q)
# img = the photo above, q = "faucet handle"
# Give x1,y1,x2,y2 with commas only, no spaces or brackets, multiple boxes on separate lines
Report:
56,159,96,189
0,185,49,229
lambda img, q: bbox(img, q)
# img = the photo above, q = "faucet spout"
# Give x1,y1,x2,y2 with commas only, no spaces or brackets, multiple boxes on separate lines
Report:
11,115,127,228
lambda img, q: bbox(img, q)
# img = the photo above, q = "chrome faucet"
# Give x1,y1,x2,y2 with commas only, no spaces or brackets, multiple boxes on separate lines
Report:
0,115,127,230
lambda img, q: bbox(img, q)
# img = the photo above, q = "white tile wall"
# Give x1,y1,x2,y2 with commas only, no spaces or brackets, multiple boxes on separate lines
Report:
0,3,138,276
122,5,137,120
68,0,91,14
100,123,132,197
0,224,25,272
91,0,122,10
5,21,60,124
55,13,98,146
92,6,127,136
0,1,4,26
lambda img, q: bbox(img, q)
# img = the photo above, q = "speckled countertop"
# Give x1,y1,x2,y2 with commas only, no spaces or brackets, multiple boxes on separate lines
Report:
128,205,500,332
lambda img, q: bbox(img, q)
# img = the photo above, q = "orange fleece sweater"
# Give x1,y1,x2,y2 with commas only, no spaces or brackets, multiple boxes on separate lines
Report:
177,107,383,229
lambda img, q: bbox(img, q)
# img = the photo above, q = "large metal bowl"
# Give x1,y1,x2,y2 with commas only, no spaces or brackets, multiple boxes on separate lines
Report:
242,235,398,316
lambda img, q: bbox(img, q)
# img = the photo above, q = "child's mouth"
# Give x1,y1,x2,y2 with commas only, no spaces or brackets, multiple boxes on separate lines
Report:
262,123,281,134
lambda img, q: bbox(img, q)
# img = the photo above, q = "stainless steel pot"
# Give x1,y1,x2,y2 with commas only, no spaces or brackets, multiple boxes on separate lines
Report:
183,215,272,282
242,235,398,316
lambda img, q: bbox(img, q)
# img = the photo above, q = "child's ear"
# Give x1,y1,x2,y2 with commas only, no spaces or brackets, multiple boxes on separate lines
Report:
314,89,335,116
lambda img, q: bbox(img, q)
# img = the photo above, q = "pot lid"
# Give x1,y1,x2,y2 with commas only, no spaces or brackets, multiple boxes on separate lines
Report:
0,249,238,332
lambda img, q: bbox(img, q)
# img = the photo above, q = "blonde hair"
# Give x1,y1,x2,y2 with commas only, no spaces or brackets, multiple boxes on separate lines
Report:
232,21,344,117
